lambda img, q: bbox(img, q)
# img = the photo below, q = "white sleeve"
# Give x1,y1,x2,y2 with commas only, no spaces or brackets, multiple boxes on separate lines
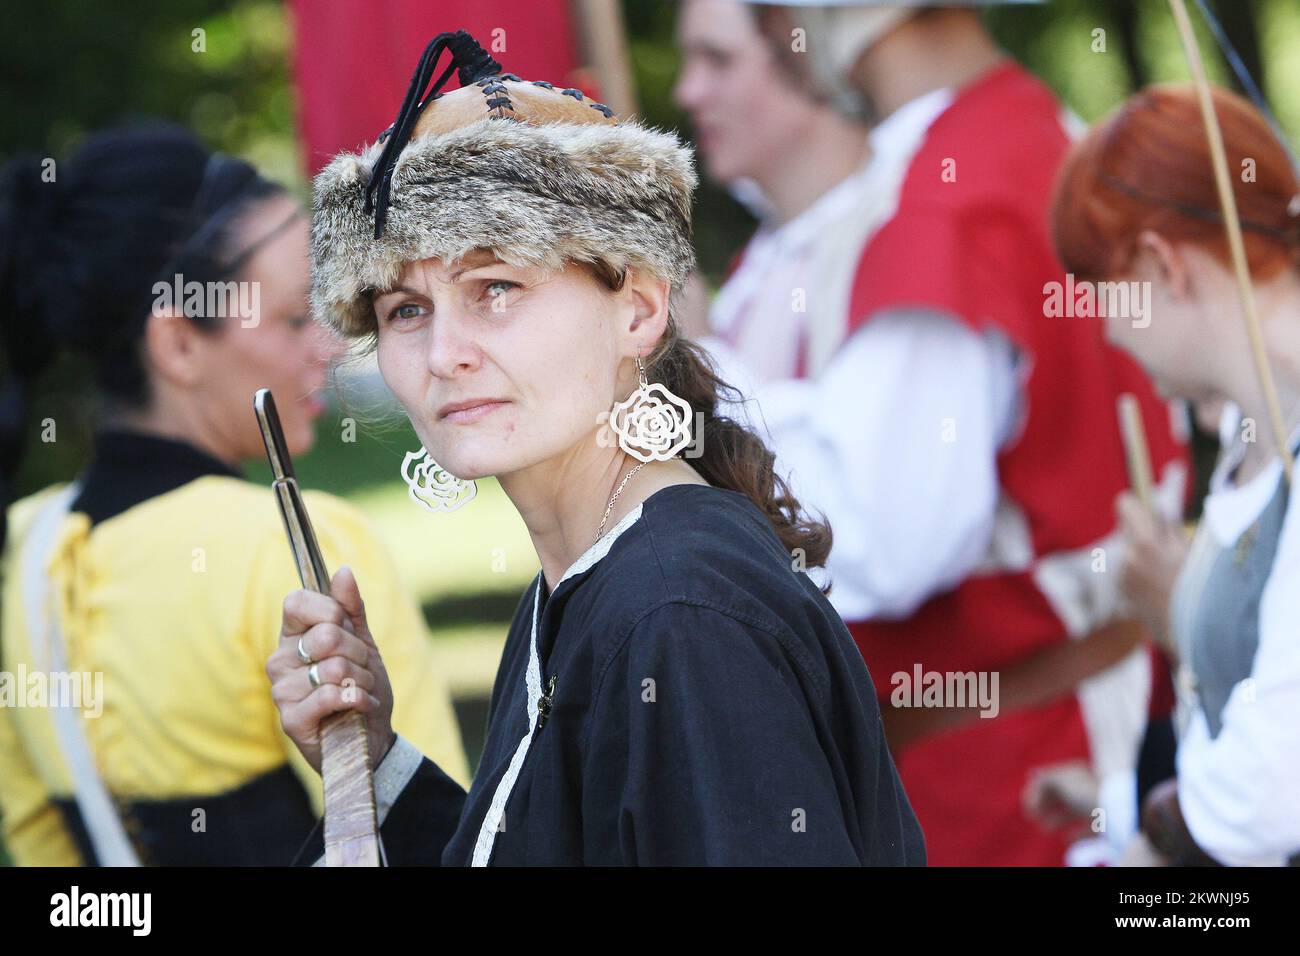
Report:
1176,485,1300,866
698,308,1021,621
1097,768,1139,852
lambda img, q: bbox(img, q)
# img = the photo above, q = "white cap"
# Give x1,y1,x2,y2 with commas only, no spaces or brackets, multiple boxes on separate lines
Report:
741,1,1040,110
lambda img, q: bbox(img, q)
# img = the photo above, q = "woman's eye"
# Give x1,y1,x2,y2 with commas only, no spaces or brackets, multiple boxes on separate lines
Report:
483,280,520,302
388,303,427,324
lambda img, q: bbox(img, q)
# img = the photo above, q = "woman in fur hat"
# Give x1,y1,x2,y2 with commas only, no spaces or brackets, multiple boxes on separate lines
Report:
269,31,925,865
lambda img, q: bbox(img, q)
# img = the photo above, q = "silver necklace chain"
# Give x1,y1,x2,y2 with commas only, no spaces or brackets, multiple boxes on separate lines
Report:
597,460,645,544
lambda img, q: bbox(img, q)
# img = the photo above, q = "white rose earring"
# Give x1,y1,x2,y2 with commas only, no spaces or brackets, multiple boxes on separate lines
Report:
608,355,693,462
401,447,477,513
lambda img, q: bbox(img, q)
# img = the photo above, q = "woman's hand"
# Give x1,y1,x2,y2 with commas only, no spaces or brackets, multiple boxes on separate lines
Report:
267,566,396,775
1140,777,1219,866
1022,759,1098,839
1115,491,1188,657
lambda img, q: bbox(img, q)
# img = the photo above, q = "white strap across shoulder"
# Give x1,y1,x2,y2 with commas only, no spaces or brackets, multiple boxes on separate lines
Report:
20,484,142,866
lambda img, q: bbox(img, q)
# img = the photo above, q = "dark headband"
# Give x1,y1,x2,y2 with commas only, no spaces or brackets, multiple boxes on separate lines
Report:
157,154,252,280
1097,170,1298,243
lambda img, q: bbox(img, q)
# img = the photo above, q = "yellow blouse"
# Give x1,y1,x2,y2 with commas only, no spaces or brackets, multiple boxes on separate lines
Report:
0,476,469,865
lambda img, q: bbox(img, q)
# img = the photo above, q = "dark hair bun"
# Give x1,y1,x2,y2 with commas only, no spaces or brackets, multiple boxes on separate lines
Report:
0,122,286,408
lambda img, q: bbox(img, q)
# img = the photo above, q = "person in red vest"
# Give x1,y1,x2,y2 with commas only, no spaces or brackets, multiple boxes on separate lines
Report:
686,2,1190,865
673,0,874,385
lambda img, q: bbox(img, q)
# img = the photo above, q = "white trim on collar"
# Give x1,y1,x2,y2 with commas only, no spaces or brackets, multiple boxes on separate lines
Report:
470,577,544,866
469,497,648,865
557,500,646,590
553,482,718,589
868,86,953,160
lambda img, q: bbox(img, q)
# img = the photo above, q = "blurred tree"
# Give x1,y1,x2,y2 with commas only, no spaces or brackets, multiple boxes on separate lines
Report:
1212,0,1263,97
0,0,299,186
1111,0,1147,89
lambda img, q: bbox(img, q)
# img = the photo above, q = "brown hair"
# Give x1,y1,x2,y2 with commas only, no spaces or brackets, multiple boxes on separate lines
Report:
1051,83,1300,284
587,260,834,590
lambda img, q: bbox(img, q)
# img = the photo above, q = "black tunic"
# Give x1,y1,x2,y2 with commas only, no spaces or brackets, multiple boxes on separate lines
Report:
298,484,926,865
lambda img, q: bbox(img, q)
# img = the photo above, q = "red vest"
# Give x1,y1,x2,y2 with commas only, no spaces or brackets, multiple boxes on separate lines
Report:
844,63,1187,865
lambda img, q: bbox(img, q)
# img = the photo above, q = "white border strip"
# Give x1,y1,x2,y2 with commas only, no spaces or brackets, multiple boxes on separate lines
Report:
469,501,646,865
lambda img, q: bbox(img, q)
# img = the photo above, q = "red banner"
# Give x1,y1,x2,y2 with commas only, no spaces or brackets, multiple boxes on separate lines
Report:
288,0,586,175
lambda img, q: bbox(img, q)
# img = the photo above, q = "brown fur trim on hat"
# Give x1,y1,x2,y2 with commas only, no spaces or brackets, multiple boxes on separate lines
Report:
311,117,698,339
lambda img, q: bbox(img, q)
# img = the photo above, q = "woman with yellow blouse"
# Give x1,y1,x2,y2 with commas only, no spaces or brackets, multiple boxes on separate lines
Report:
0,124,467,865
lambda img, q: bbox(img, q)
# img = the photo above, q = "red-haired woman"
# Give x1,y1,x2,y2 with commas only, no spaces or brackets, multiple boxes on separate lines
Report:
1052,84,1300,866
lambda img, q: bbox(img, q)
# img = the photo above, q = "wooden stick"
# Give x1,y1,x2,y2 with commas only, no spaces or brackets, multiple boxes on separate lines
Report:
318,714,382,866
1117,392,1155,513
571,0,638,118
256,389,380,866
1167,0,1294,485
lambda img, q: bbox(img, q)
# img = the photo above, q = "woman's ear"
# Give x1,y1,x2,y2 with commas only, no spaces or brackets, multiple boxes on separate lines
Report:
142,308,208,388
1134,229,1192,298
622,268,672,349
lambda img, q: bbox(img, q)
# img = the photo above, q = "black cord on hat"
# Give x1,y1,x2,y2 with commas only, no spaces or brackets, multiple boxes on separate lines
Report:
364,30,502,239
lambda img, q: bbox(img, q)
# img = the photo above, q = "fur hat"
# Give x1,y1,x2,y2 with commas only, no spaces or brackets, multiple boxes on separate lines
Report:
311,31,698,339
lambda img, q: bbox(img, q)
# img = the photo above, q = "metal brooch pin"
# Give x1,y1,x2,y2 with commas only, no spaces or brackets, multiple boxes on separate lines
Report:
537,674,558,728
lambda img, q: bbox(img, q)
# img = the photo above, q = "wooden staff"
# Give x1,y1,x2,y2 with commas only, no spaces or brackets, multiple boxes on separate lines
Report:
1117,392,1155,513
255,389,381,866
1167,0,1294,486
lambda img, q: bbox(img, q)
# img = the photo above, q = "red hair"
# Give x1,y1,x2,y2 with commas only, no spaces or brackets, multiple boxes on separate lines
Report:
1051,83,1300,283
